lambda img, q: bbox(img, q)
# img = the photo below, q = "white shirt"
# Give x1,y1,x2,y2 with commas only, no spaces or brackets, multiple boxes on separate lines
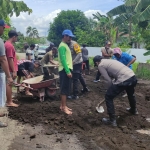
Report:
26,49,34,60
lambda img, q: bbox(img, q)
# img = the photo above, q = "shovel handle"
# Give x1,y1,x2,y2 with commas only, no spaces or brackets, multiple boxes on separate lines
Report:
97,99,105,107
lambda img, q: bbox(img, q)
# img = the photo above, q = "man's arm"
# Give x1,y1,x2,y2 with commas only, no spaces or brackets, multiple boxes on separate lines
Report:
127,57,136,67
59,46,70,74
0,56,13,84
101,48,111,57
0,56,11,78
98,66,112,88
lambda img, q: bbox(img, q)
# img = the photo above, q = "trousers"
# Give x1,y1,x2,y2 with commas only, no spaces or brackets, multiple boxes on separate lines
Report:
105,76,137,115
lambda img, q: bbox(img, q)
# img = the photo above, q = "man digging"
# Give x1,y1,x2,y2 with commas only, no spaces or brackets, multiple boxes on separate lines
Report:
93,55,138,127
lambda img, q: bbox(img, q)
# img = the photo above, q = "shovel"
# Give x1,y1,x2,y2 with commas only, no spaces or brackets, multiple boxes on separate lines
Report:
96,99,105,113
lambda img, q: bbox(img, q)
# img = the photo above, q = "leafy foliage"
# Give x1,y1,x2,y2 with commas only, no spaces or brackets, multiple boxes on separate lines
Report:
47,10,89,46
0,0,32,18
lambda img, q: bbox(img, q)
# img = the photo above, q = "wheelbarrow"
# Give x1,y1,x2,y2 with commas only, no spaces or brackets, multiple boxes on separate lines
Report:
16,75,59,102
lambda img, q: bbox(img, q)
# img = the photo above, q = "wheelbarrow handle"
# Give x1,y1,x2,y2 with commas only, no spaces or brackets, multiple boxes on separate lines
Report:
13,82,33,90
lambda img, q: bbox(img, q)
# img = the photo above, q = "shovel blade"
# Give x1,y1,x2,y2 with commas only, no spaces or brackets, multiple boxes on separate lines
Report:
96,106,104,113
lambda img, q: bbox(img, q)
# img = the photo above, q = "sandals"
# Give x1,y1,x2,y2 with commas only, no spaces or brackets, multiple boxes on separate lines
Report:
0,113,5,117
0,121,7,128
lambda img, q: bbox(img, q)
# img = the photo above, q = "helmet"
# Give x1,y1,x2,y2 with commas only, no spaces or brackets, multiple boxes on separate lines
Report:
93,55,103,66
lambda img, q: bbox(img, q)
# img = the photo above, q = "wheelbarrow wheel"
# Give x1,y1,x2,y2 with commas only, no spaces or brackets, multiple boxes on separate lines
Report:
45,87,57,98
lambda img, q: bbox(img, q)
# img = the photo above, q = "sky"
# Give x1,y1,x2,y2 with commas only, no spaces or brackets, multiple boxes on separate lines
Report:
11,0,123,36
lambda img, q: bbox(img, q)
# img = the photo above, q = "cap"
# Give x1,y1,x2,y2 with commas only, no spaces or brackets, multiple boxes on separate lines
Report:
105,41,111,45
62,29,75,37
93,55,103,66
8,30,18,37
0,19,10,28
113,47,122,55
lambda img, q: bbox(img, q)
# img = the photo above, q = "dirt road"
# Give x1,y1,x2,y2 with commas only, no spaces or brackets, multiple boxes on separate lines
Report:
6,69,150,150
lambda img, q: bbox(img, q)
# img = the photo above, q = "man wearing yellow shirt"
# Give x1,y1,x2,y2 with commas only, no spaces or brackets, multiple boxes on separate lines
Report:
58,29,75,115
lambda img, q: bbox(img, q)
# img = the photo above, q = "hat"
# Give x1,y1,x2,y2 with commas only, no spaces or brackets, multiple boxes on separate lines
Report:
0,19,10,28
105,41,111,45
8,30,18,37
113,47,122,55
93,55,103,66
62,29,75,37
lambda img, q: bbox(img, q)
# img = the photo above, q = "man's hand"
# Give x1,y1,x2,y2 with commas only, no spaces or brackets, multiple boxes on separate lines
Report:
67,73,72,78
7,77,13,86
12,71,17,80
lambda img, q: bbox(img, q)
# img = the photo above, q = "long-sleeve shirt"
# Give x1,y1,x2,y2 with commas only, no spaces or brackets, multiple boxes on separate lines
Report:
58,42,72,74
98,59,135,89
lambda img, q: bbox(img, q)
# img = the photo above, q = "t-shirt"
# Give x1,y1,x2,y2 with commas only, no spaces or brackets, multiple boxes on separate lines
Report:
98,59,135,89
40,51,53,66
81,47,89,61
113,52,134,69
101,47,113,59
26,49,34,60
5,41,18,72
0,38,5,73
17,60,34,73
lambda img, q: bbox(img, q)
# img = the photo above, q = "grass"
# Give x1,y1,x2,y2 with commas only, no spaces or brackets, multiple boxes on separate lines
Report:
136,67,150,80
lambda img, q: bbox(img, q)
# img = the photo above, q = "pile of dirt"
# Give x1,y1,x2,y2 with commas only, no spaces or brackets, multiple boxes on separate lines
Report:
9,72,150,150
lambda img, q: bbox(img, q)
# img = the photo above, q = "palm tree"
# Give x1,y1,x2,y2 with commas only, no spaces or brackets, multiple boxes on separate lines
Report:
26,26,39,38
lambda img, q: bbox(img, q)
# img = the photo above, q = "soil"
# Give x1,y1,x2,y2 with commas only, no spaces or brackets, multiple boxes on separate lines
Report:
8,69,150,150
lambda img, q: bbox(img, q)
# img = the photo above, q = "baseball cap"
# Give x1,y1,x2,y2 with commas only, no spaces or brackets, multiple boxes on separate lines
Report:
0,19,10,28
113,47,122,55
62,29,75,37
8,30,18,37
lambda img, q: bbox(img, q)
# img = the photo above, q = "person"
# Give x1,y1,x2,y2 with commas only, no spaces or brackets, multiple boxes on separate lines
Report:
113,47,136,69
93,41,113,83
0,19,13,127
46,43,54,53
58,29,74,115
81,44,90,75
68,40,90,99
40,47,58,66
5,30,19,107
41,47,58,81
113,48,136,97
93,55,138,127
26,44,35,62
17,60,41,95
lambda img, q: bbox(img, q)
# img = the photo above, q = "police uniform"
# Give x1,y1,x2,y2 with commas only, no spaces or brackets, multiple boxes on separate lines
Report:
69,41,88,97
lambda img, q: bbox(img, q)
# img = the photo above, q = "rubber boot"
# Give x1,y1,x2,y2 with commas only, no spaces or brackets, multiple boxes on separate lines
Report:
126,108,139,115
102,114,117,127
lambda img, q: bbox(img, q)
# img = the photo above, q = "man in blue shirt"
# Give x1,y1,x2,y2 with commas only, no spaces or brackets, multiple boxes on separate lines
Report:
113,47,136,69
113,47,136,97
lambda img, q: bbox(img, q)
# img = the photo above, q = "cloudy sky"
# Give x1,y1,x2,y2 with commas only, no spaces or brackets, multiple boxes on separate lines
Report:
11,0,123,36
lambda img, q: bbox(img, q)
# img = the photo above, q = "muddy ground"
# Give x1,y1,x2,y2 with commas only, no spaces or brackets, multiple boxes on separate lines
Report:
8,69,150,150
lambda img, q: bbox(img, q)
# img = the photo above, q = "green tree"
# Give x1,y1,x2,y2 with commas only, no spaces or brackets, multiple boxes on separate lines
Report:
26,26,39,38
0,0,32,18
47,10,89,46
